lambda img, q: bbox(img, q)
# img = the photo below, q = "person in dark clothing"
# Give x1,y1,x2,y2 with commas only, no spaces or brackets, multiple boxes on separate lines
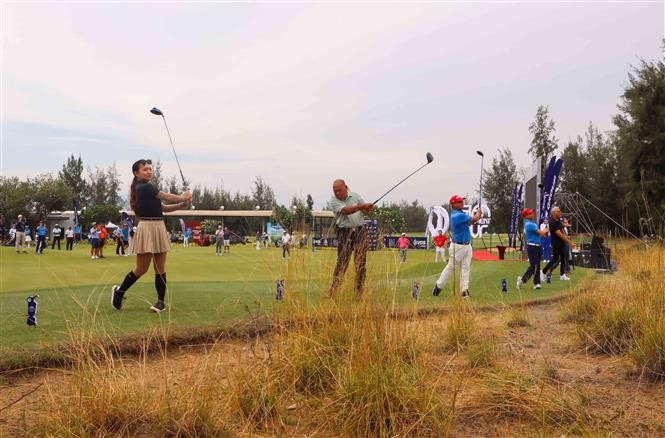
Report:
111,159,191,313
516,208,549,290
542,207,575,281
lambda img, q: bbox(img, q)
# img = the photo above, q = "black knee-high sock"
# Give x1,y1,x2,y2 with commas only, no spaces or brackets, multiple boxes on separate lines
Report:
119,271,139,292
155,272,167,301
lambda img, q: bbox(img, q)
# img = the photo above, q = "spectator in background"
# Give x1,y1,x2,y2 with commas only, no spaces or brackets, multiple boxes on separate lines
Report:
65,226,75,250
281,230,291,259
74,223,82,243
183,227,191,247
397,232,410,263
15,214,27,253
36,221,47,255
214,225,224,256
223,227,231,254
97,223,107,258
24,224,33,249
114,226,125,256
9,223,16,246
89,222,100,259
433,229,448,262
121,224,129,255
51,223,62,250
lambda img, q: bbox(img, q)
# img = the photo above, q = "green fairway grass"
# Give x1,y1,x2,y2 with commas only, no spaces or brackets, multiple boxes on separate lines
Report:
0,243,588,356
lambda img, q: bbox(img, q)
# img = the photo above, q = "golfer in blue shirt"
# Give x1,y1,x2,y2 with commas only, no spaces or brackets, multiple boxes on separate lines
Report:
516,208,549,290
432,195,482,299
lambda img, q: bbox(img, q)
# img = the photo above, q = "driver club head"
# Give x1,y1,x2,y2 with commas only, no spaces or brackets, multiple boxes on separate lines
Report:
476,150,484,157
426,152,434,164
150,107,163,116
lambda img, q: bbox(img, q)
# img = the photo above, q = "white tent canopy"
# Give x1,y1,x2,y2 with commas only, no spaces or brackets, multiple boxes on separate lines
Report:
105,222,118,228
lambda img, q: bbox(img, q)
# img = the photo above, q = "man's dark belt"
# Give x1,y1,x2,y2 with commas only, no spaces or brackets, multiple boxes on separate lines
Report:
452,241,470,245
140,217,164,221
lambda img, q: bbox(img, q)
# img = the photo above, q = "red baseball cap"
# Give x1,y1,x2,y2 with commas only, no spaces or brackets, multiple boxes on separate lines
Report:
521,208,534,218
449,195,464,204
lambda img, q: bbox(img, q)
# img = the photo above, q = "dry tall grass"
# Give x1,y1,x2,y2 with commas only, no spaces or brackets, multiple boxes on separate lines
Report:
564,245,665,380
17,245,648,435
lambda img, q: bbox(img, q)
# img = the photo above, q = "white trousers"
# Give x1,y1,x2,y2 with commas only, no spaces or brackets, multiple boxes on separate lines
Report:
435,243,472,292
434,246,446,262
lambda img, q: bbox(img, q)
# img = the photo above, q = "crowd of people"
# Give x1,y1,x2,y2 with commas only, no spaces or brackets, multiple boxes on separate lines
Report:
1,213,84,255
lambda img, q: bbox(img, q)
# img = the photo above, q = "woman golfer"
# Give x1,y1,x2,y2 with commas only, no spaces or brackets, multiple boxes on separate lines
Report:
112,159,191,313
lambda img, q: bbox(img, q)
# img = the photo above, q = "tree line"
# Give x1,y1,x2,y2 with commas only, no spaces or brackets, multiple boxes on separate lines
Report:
483,52,664,235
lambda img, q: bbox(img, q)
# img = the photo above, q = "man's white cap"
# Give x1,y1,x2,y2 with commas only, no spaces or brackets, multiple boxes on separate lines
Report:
401,232,406,236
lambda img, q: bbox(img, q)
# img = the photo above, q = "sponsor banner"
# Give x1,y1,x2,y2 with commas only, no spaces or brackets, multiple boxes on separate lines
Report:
383,236,428,249
466,203,491,238
509,183,523,248
267,221,286,243
313,219,380,250
365,218,379,251
313,237,339,247
72,199,79,226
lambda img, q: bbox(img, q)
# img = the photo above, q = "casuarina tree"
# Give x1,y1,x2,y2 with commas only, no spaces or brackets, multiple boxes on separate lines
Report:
528,105,559,178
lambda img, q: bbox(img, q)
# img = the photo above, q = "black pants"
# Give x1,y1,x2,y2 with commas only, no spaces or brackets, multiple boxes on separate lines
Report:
36,236,46,253
66,237,74,250
330,227,368,294
521,245,542,285
51,237,61,250
282,243,290,258
543,244,567,276
116,238,125,255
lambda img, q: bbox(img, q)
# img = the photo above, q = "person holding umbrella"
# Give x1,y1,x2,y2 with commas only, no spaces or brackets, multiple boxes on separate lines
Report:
111,159,191,313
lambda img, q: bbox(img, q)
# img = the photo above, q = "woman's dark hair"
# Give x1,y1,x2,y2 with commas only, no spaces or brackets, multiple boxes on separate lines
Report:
130,159,152,212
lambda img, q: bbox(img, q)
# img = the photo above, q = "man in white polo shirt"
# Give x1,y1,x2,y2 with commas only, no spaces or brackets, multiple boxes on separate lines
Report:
328,179,373,295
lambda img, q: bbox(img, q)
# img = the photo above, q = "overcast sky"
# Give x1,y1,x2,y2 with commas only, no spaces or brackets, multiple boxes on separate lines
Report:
2,2,663,209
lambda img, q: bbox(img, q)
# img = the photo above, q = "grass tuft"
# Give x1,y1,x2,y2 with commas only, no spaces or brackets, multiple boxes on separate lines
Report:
564,246,665,380
472,367,590,432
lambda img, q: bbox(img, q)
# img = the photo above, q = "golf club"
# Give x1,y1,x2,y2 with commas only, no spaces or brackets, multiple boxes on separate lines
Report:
372,152,434,205
150,107,188,190
476,150,484,216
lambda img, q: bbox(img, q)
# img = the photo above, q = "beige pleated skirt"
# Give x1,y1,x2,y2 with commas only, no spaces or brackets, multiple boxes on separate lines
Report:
133,220,171,254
